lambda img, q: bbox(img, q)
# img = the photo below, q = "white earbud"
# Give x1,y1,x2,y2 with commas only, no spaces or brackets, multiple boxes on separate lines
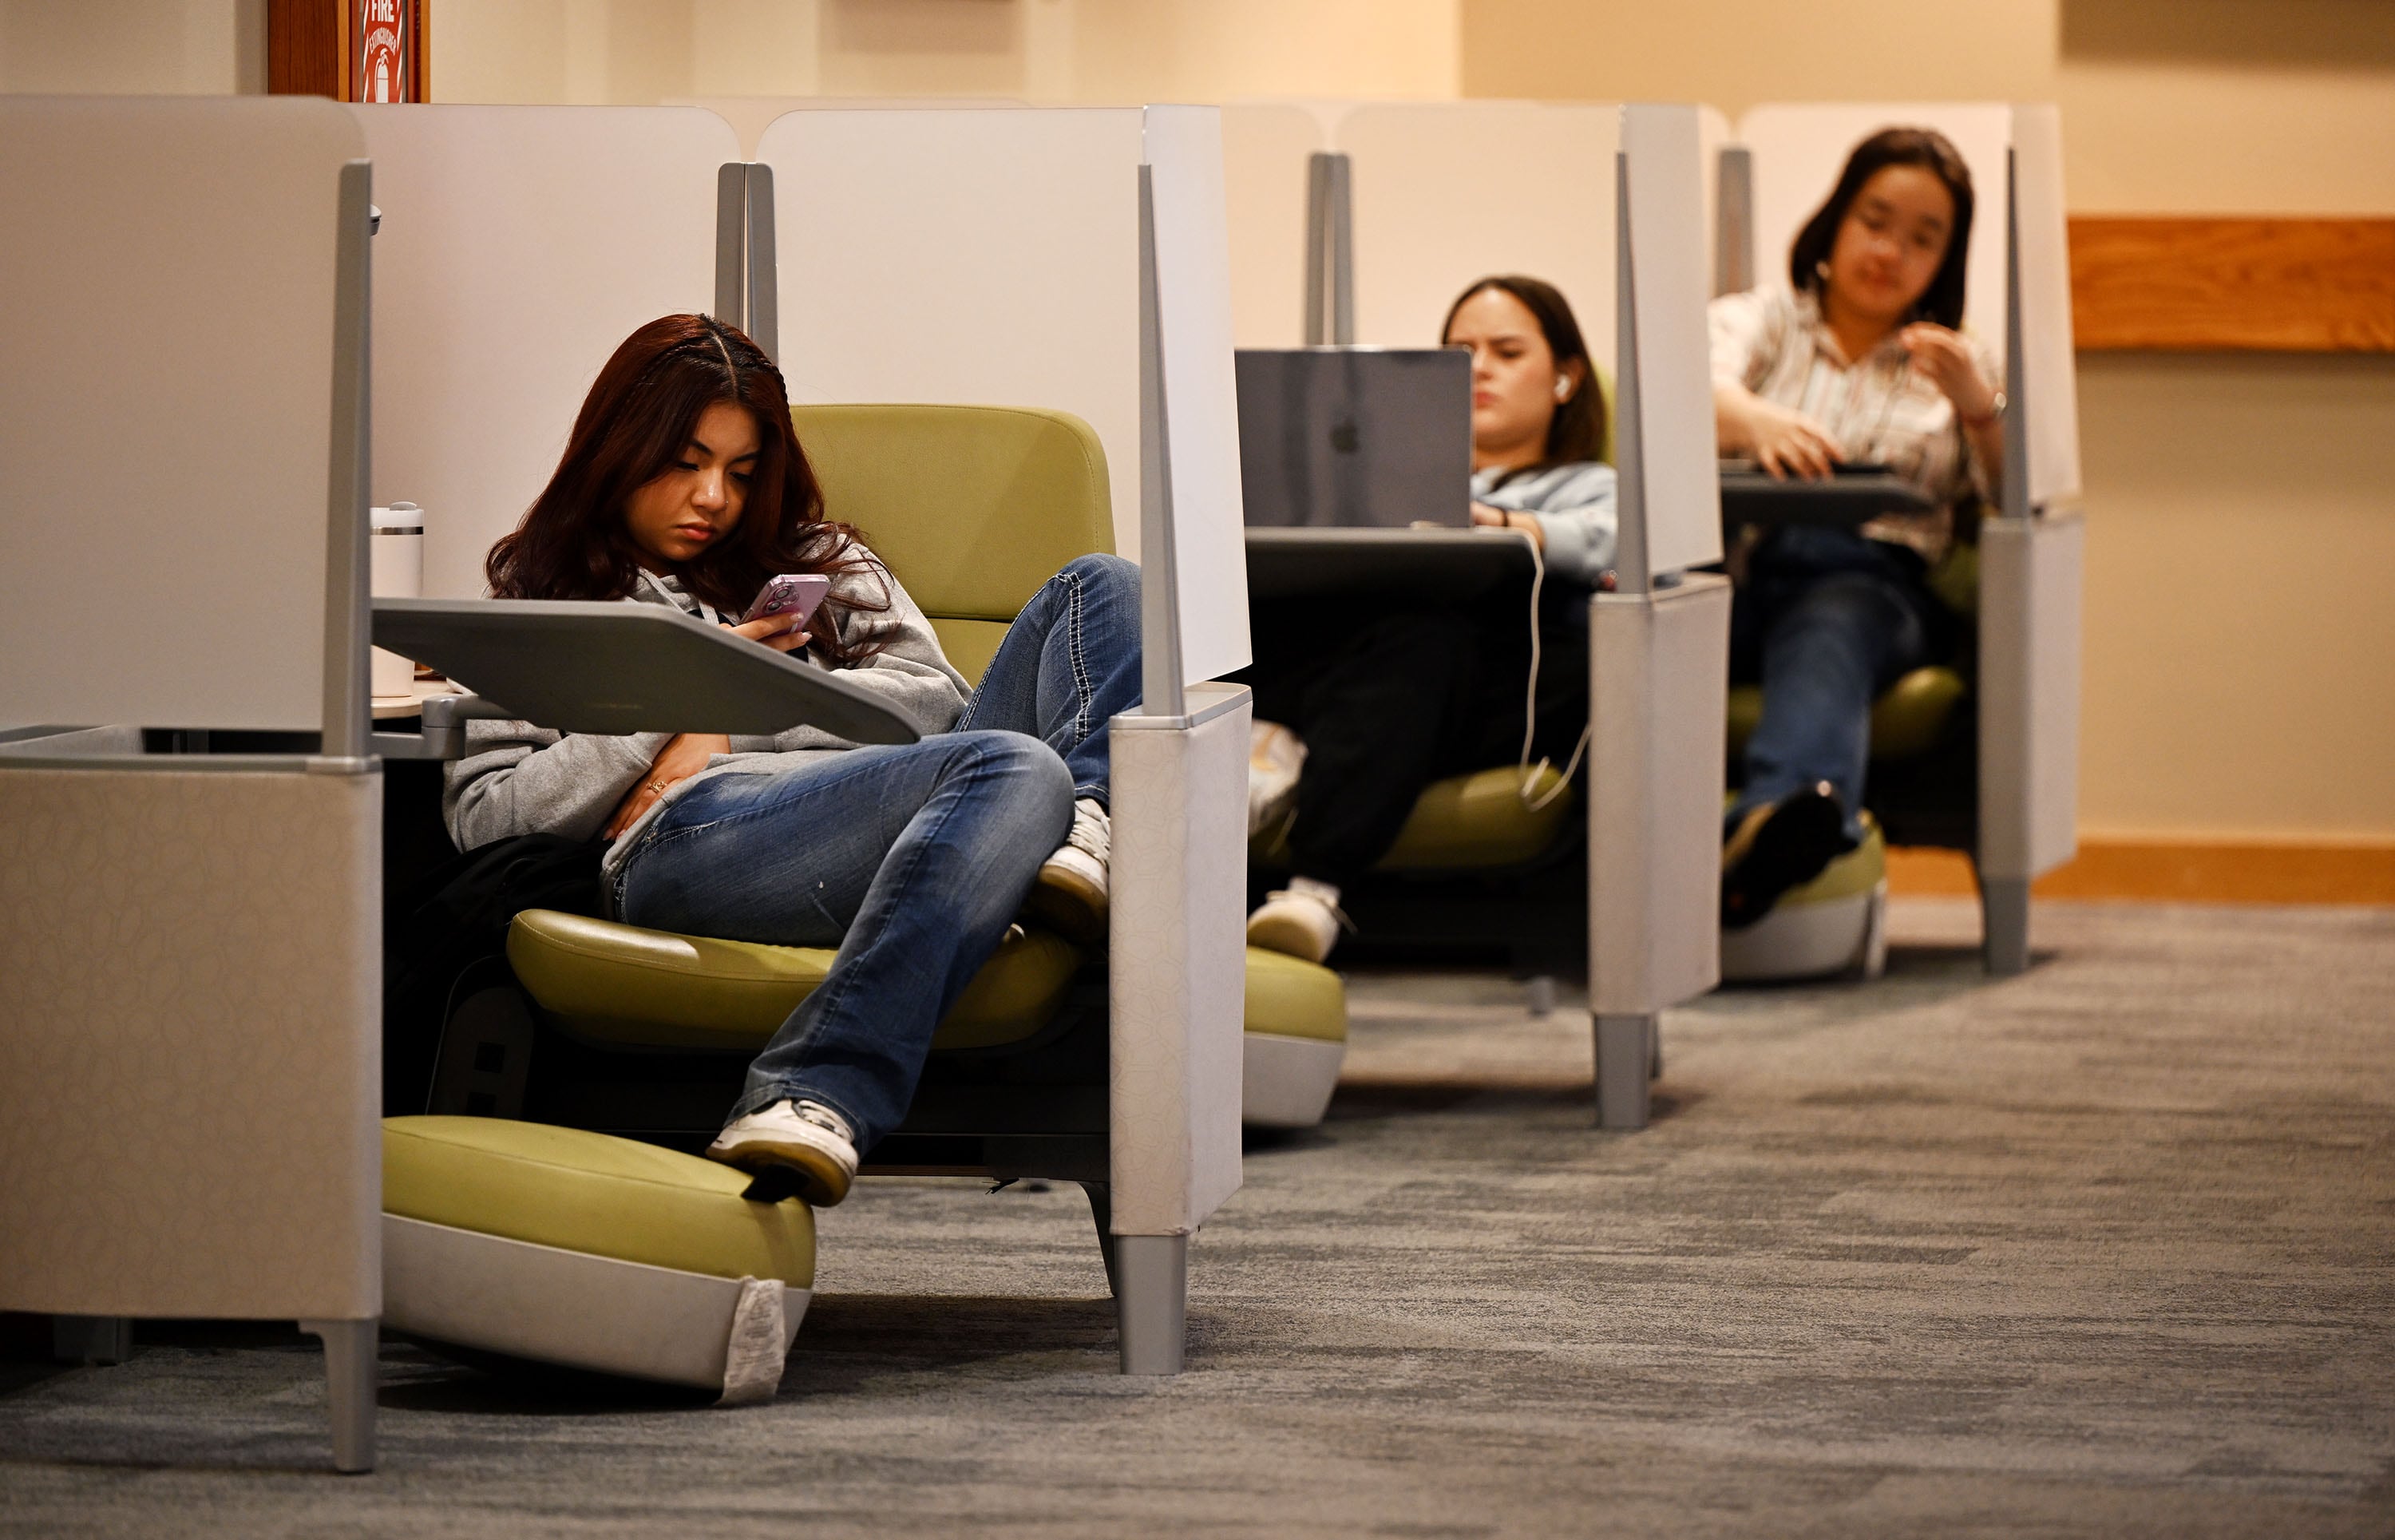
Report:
1554,378,1572,402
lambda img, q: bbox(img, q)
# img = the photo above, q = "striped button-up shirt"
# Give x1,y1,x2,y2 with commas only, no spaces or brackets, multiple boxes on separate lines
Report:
1708,286,1997,564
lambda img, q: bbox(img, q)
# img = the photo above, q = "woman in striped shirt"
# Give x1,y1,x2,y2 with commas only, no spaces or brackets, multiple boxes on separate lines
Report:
1711,127,2005,927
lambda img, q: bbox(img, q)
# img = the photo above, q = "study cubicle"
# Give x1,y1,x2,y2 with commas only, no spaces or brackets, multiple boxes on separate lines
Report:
0,95,383,1471
1220,100,1729,1130
353,101,1269,1373
1713,103,2084,976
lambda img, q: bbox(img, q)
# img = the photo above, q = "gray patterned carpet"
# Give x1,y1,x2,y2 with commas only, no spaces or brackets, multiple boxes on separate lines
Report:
3,898,2391,1538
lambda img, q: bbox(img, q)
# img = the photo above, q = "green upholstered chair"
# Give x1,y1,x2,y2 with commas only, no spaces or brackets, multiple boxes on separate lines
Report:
453,406,1345,1275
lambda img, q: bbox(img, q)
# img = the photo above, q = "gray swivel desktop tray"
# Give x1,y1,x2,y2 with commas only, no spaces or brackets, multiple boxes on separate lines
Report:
1718,462,1934,529
372,597,920,744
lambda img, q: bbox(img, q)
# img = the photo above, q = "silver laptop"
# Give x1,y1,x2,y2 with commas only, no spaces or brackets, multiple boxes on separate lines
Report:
1236,347,1473,529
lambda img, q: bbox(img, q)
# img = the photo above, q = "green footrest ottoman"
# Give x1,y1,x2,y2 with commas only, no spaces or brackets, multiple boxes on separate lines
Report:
382,1117,814,1400
1242,946,1348,1129
1720,814,1890,983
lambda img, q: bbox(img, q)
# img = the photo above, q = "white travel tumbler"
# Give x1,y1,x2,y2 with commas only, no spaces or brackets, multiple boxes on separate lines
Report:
370,503,424,698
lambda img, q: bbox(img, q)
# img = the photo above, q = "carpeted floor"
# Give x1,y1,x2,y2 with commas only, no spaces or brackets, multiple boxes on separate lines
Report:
3,898,2391,1538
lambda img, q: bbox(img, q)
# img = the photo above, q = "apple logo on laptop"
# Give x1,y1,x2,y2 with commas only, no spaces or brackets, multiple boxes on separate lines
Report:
1329,421,1360,453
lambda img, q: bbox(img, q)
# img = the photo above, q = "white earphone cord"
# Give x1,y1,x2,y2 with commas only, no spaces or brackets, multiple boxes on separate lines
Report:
1507,523,1592,813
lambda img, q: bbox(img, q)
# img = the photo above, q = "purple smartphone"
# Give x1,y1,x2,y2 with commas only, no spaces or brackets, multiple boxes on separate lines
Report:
739,572,831,629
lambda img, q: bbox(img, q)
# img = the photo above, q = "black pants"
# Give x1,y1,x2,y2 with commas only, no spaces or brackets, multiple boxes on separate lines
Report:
1233,581,1590,887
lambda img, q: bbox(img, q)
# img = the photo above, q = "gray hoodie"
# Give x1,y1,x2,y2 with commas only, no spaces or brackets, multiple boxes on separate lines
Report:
441,544,970,876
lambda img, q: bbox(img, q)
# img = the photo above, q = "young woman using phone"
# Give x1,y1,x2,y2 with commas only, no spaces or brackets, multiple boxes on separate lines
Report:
1239,275,1617,965
1711,128,2001,926
447,314,1139,1205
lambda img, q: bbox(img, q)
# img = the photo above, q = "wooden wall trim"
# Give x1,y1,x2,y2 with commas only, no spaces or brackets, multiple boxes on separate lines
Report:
266,0,342,97
2068,216,2395,354
1889,839,2395,906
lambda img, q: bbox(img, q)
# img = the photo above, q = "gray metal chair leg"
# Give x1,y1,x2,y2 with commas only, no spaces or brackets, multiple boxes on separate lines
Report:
1594,1012,1653,1130
1079,1182,1120,1298
1114,1234,1187,1375
301,1317,378,1474
1981,875,2031,976
51,1315,132,1365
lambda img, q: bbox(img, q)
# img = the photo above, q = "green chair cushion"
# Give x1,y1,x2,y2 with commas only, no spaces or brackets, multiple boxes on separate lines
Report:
791,404,1114,631
1727,666,1968,762
1245,766,1581,872
384,1115,814,1286
1380,764,1575,869
1244,946,1348,1044
1251,765,1577,873
509,909,1084,1053
1777,811,1887,906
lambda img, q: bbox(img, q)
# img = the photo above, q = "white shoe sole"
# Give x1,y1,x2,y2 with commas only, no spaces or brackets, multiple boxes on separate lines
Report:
1246,910,1337,966
1027,857,1108,948
705,1127,856,1206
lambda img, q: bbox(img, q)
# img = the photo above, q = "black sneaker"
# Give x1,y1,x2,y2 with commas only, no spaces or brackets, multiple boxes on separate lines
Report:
1721,783,1855,930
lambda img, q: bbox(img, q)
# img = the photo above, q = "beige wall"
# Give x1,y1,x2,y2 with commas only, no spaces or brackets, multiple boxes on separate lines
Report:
0,0,261,95
434,0,1462,106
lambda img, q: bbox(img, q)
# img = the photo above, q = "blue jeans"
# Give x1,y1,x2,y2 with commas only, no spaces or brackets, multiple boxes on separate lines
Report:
615,554,1142,1148
1728,527,1946,843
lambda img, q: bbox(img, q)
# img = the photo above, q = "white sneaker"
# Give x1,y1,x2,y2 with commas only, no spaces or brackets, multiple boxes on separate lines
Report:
1245,876,1349,966
1248,721,1307,838
706,1099,859,1206
1028,797,1110,947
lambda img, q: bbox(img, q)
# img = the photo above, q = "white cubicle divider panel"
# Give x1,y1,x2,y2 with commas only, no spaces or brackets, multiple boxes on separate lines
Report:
1220,102,1331,347
1141,105,1253,691
761,109,1146,559
760,101,1260,694
1736,103,2013,361
2006,104,2082,513
667,96,1027,158
1338,101,1621,368
0,97,360,733
350,105,738,600
1619,104,1727,583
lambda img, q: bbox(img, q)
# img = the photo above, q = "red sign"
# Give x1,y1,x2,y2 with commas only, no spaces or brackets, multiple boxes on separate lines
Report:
354,0,409,103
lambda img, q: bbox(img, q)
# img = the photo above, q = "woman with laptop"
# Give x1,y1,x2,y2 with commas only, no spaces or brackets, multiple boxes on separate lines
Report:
1241,275,1617,965
1711,127,2002,928
444,314,1141,1206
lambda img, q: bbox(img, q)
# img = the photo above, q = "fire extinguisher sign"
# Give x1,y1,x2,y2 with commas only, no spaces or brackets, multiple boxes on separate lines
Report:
355,0,408,104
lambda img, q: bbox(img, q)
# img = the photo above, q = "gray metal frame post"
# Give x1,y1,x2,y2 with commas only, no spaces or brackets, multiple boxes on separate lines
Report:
713,163,779,361
1114,1237,1189,1376
1982,144,2037,976
1137,164,1186,721
715,162,746,327
1714,145,1754,298
1594,148,1657,1131
302,1319,378,1473
1301,150,1354,346
1115,161,1195,1375
319,160,375,765
744,163,779,362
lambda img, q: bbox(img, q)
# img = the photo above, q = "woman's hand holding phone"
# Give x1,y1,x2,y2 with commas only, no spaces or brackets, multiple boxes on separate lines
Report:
605,732,731,840
730,609,811,655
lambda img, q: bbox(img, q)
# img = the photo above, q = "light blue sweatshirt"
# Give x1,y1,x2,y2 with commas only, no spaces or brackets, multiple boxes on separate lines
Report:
1471,461,1619,587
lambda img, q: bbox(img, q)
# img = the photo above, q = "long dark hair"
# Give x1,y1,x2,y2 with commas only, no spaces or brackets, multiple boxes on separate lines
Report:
1789,127,1975,331
485,314,889,663
1440,275,1609,468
